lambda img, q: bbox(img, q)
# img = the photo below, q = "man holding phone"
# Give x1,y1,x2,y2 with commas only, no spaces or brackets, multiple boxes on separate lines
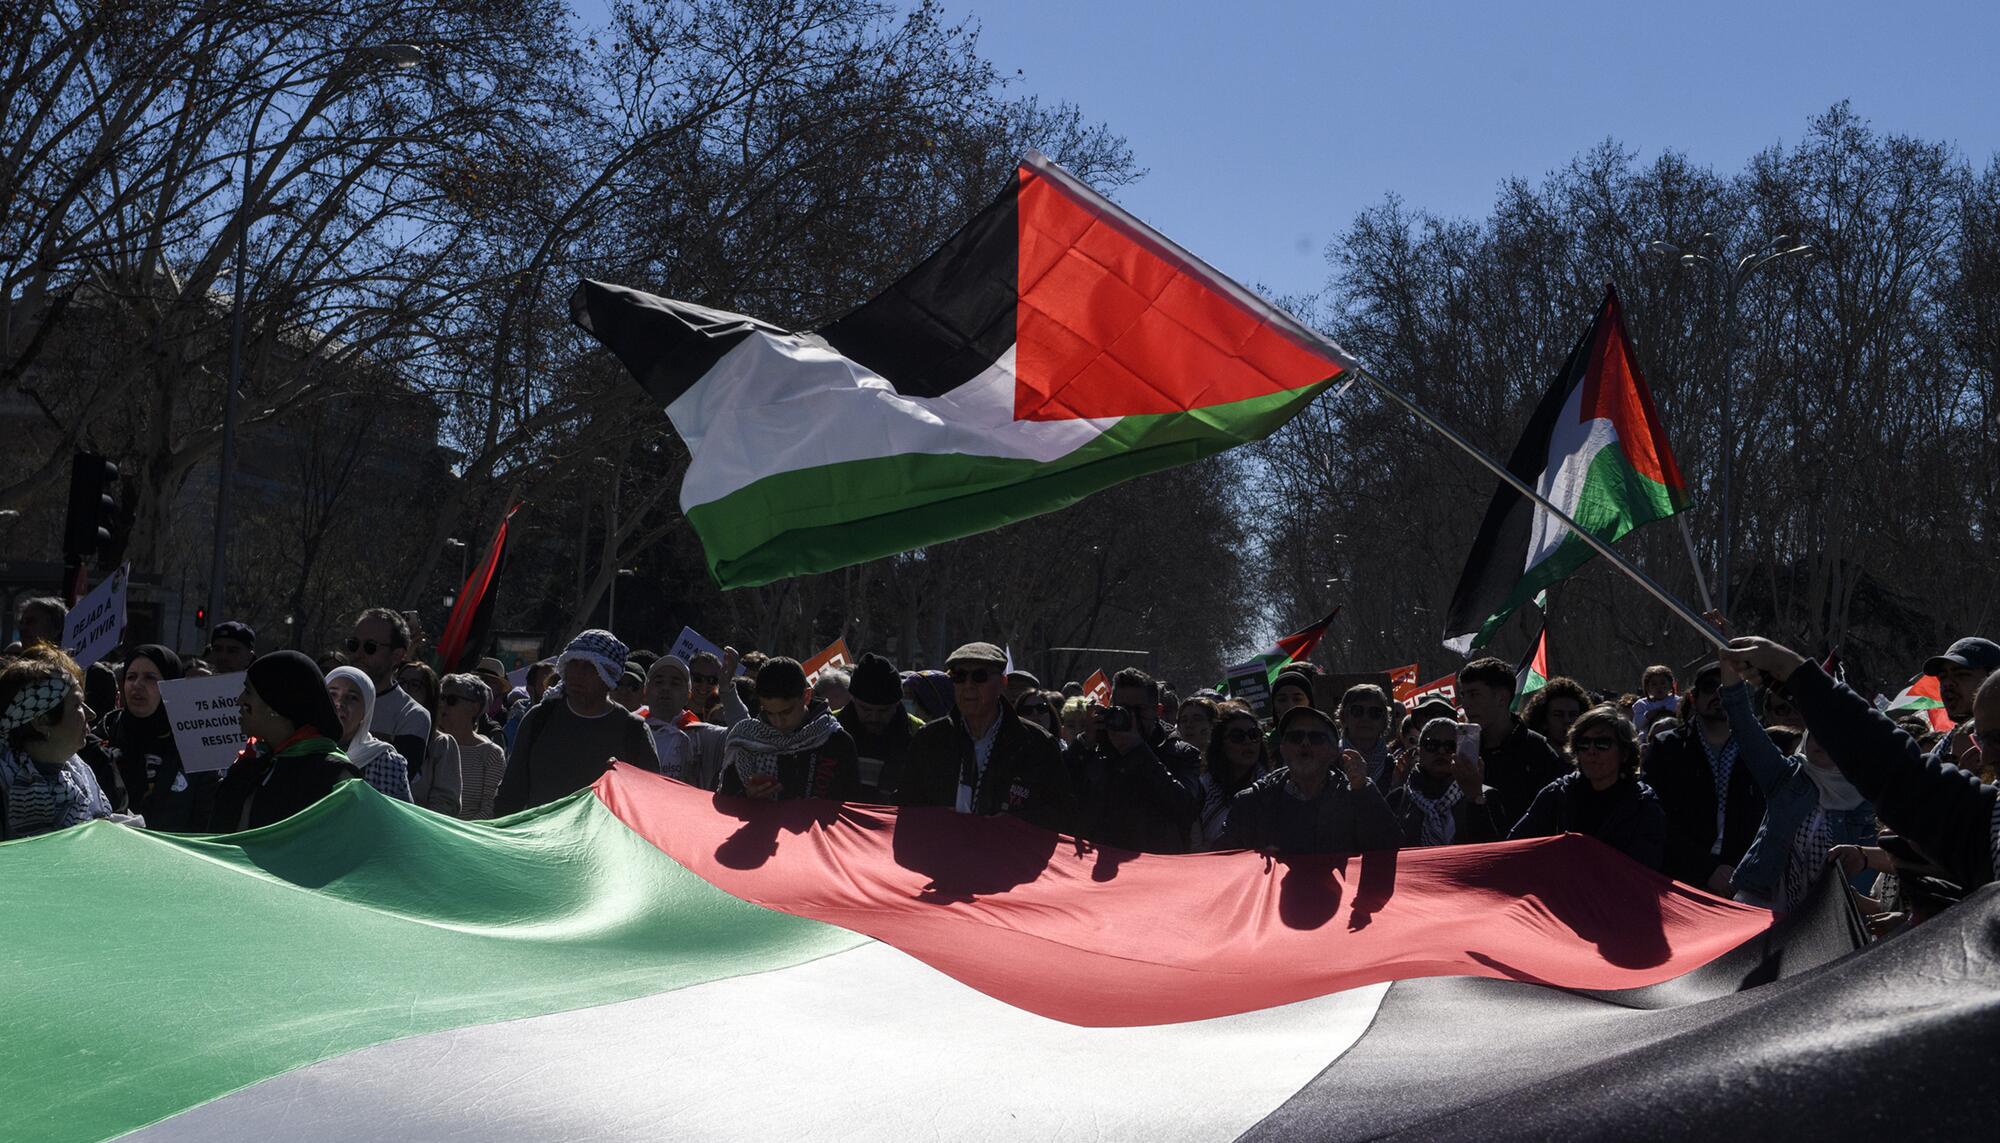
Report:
1456,657,1565,830
1068,668,1201,853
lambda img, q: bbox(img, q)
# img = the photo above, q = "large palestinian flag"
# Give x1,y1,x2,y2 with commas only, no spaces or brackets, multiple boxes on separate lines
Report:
572,151,1353,588
8,766,1995,1141
1443,284,1689,652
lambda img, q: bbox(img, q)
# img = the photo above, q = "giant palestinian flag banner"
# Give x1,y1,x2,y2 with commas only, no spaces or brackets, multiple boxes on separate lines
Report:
1443,284,1689,652
7,766,1996,1140
572,152,1354,588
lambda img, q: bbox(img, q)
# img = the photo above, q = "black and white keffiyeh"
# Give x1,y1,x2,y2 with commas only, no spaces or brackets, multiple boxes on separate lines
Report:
1400,777,1463,846
0,676,69,736
723,711,840,789
1,743,111,840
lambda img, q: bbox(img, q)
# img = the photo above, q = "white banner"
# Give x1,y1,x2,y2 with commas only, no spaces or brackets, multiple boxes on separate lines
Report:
158,671,248,774
668,626,723,668
63,563,128,669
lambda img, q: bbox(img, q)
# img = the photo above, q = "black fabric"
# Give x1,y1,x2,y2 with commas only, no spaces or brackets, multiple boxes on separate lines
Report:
1478,716,1568,826
1067,725,1201,853
1508,772,1666,871
1238,874,1995,1143
716,722,860,803
1790,661,1997,892
899,704,1075,835
101,708,189,830
568,281,779,407
835,703,917,800
126,644,183,682
847,653,903,706
1644,721,1769,885
1220,768,1404,855
817,175,1019,399
244,651,338,739
209,745,360,832
1383,775,1506,847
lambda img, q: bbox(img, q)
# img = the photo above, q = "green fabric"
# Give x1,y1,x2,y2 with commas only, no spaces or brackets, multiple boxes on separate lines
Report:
1469,444,1681,649
0,783,864,1143
273,735,344,762
686,382,1330,588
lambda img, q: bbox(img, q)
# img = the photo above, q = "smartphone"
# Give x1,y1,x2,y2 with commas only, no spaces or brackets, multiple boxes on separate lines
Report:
1455,723,1482,767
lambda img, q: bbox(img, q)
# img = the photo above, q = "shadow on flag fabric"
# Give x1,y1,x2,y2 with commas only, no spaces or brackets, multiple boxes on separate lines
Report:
26,766,2000,1143
570,152,1355,588
1442,284,1689,653
435,502,519,672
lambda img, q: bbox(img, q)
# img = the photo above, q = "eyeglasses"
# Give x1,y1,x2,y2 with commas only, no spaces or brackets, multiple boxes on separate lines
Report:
948,667,994,685
344,637,386,655
1344,704,1387,718
1420,740,1456,754
1223,728,1262,744
690,672,720,686
1573,736,1619,754
1282,729,1334,747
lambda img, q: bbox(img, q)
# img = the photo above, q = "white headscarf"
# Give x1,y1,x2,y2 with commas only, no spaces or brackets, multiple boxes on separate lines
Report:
327,666,393,771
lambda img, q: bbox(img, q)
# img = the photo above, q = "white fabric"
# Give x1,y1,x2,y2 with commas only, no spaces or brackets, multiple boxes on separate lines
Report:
956,714,1004,813
327,667,392,772
125,942,1389,1143
1522,380,1618,573
669,338,1120,509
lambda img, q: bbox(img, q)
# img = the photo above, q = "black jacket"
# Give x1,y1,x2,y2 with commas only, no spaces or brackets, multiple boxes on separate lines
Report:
100,708,191,830
210,743,362,832
899,704,1075,835
1643,720,1768,884
1384,775,1507,847
835,704,921,801
1791,662,1996,892
1219,768,1403,855
1508,771,1667,870
1478,716,1568,825
717,720,861,802
1067,723,1201,853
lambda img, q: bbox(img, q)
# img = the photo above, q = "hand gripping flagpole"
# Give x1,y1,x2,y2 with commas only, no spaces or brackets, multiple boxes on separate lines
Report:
1342,362,1729,653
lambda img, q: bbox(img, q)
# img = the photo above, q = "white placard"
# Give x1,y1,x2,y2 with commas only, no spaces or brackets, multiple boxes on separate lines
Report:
63,563,128,668
668,625,722,668
158,671,249,774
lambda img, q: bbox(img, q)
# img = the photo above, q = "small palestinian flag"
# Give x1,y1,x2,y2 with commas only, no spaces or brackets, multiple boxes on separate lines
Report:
1443,285,1689,652
1887,674,1955,732
572,152,1354,588
1513,623,1549,711
434,502,518,671
11,766,1987,1142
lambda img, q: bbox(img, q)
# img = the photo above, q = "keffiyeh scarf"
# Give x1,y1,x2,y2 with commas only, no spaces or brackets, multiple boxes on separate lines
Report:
723,710,841,788
1,744,109,839
1400,776,1463,846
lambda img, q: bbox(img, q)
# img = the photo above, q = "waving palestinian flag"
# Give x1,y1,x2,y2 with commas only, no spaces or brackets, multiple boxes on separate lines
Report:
573,152,1353,588
9,766,1991,1142
1443,285,1689,652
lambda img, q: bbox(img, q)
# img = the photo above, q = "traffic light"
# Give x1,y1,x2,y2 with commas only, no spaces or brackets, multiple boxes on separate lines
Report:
63,452,119,567
194,607,208,630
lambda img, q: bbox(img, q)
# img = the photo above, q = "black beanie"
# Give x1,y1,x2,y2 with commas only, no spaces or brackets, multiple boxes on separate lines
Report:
848,653,902,705
246,650,340,737
1271,669,1316,706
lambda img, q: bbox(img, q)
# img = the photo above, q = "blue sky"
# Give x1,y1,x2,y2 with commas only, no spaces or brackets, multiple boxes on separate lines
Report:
951,0,2000,301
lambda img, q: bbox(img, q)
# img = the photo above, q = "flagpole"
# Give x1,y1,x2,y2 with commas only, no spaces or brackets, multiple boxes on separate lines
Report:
1675,515,1716,613
1344,363,1728,652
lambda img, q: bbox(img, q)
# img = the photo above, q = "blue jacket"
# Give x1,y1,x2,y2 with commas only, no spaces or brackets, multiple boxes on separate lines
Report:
1790,662,1997,893
1720,682,1877,900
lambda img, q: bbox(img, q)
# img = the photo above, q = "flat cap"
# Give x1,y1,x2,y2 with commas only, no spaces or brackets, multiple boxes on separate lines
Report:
945,641,1008,668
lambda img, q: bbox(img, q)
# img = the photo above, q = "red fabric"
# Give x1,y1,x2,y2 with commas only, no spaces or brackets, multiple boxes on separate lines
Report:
1011,163,1344,422
437,503,519,671
593,764,1772,1027
1581,285,1687,496
1274,607,1339,663
674,709,701,730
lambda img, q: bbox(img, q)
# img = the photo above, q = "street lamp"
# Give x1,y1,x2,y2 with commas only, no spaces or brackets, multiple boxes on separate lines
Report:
205,42,425,632
1648,231,1814,620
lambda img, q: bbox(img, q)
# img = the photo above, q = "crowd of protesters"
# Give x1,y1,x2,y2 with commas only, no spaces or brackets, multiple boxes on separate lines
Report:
3,591,1994,937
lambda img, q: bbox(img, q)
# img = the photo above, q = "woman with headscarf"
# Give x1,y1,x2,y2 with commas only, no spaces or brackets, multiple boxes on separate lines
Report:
0,646,116,840
100,644,194,830
211,652,362,831
1718,657,1878,914
326,666,414,802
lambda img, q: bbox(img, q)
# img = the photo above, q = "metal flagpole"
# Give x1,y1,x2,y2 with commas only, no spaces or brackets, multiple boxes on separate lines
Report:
1675,515,1716,613
1344,362,1728,652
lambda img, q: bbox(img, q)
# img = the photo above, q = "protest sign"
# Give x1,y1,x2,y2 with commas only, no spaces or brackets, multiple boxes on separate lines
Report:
158,671,248,774
62,563,128,669
1386,663,1421,696
802,639,853,686
1082,670,1112,706
1402,673,1459,708
668,626,723,669
1223,658,1273,716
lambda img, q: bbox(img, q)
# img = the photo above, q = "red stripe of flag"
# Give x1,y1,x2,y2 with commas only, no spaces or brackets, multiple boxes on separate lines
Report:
436,503,520,672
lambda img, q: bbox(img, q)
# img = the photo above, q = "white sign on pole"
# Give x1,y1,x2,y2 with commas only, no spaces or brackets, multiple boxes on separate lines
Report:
63,562,129,669
158,671,249,774
667,626,723,668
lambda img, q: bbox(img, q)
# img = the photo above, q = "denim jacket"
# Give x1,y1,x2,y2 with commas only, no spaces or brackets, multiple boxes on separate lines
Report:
1721,682,1877,897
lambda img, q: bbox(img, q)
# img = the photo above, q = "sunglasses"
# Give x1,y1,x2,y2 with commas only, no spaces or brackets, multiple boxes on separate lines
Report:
343,636,394,655
1420,740,1456,754
1344,704,1387,718
1282,729,1334,747
690,672,720,686
1573,736,1619,754
1223,728,1262,744
948,667,995,685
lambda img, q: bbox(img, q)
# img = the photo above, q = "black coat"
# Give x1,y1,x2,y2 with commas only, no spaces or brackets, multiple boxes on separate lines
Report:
1220,768,1403,855
835,705,921,801
899,704,1075,835
1791,662,1997,893
1067,724,1201,853
1643,720,1768,884
210,744,361,832
1478,716,1569,824
100,708,191,830
1508,771,1667,871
